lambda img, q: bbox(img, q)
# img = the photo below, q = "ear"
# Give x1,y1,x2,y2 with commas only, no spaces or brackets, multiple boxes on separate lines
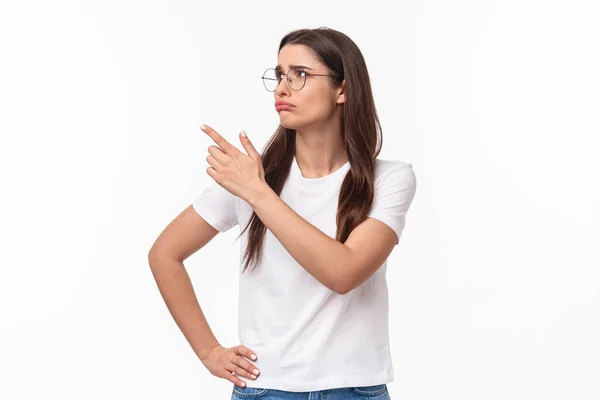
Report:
336,79,346,104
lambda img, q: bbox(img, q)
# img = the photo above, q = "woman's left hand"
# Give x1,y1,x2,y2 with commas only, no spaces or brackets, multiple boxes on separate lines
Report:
201,124,266,202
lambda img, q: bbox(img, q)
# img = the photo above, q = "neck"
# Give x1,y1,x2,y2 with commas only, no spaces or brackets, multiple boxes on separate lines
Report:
293,115,348,179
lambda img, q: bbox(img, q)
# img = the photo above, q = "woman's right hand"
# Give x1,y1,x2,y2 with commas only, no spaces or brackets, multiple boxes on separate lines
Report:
200,344,260,387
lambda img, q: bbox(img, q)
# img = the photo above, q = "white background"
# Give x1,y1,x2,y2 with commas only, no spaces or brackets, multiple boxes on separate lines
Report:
1,0,598,399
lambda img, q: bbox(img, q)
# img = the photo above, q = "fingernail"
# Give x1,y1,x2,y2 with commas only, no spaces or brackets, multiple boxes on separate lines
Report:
200,124,206,130
251,354,256,360
253,369,260,375
241,130,247,137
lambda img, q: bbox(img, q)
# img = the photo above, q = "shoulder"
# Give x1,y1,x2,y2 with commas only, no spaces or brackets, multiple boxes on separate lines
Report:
372,158,415,185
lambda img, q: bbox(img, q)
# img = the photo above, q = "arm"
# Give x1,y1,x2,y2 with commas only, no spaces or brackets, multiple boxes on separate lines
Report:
149,255,222,360
148,205,222,360
197,126,415,294
246,185,398,295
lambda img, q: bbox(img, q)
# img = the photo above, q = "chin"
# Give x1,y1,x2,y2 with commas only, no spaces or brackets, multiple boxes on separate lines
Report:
279,118,299,130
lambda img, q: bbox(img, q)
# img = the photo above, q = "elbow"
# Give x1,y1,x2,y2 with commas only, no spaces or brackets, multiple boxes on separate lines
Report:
330,253,357,295
148,246,168,268
331,276,354,295
148,241,172,267
148,243,158,265
148,250,159,268
334,286,350,295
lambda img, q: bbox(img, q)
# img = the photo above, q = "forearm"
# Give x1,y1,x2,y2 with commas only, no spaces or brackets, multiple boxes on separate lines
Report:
148,256,221,360
246,184,352,294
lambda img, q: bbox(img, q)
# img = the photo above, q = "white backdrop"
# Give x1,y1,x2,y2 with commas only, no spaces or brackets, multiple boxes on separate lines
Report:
1,0,598,399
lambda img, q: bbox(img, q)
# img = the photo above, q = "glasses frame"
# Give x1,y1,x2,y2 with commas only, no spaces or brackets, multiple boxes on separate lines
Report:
261,67,335,92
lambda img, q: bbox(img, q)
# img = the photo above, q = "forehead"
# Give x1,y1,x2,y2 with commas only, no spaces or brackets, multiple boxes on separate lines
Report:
276,44,321,71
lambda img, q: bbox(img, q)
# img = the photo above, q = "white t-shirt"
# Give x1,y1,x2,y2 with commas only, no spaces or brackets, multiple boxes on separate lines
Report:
192,155,417,392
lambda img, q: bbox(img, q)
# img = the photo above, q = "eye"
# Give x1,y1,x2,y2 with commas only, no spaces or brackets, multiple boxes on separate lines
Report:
293,69,307,78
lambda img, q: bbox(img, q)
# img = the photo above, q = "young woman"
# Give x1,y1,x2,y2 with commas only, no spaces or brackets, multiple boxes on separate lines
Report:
148,27,417,400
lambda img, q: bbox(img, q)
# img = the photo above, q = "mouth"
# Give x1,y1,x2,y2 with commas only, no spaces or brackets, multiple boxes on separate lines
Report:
275,105,294,111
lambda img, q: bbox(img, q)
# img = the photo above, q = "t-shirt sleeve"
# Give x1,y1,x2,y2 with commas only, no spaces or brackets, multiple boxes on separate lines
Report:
366,163,417,245
191,181,238,233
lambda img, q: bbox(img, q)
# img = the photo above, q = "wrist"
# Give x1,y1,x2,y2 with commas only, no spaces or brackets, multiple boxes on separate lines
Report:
199,343,222,361
245,181,271,207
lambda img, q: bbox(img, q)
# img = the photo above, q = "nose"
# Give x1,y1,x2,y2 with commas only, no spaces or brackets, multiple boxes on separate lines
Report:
275,74,291,97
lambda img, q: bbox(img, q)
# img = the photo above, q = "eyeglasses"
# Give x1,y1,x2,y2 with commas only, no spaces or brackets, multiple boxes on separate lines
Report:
261,67,335,92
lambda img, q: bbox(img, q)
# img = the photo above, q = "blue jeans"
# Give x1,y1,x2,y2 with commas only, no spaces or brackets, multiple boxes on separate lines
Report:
231,383,391,399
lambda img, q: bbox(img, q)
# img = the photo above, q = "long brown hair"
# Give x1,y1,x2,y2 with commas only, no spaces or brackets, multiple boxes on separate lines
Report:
236,27,383,273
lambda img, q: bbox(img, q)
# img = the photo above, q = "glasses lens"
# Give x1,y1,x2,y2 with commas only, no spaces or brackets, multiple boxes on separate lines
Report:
262,69,278,92
262,68,306,91
288,69,305,90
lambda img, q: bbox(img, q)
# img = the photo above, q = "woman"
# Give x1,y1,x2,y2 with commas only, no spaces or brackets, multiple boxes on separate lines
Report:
148,27,417,400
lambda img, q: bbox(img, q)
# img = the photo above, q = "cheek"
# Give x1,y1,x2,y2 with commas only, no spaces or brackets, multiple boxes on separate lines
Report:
302,100,334,119
298,91,333,116
312,86,337,112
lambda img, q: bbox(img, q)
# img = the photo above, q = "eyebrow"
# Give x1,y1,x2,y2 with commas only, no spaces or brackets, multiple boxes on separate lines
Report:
275,64,314,72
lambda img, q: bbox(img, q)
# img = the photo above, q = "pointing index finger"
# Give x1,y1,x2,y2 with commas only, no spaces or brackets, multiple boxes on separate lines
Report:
201,124,236,154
